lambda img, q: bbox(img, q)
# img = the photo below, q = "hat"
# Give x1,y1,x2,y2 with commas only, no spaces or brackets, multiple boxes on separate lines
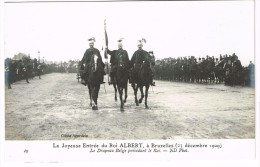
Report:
138,38,147,45
88,37,96,43
117,38,124,44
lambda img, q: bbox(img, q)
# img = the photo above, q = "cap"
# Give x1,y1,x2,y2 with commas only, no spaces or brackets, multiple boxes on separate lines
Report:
88,37,96,43
117,38,124,45
118,38,124,43
138,38,147,45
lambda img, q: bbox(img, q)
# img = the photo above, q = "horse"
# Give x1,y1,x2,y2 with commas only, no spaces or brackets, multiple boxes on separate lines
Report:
214,62,225,84
131,60,152,109
36,64,42,79
195,62,203,83
22,65,30,83
115,55,129,111
112,83,118,101
27,62,34,80
86,54,103,110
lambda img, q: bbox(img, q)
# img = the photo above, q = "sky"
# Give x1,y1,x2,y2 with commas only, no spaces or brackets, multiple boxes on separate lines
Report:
4,1,254,66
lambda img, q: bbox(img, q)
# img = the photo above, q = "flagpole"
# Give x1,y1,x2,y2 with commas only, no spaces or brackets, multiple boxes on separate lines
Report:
104,19,110,84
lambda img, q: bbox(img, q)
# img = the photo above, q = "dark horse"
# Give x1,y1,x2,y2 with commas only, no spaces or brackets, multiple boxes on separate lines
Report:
115,56,129,111
87,54,103,110
112,83,118,101
132,60,152,109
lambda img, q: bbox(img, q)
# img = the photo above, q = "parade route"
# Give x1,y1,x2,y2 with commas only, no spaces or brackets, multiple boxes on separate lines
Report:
5,73,255,140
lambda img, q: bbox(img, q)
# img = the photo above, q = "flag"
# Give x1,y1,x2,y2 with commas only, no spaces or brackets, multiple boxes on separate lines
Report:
104,20,108,59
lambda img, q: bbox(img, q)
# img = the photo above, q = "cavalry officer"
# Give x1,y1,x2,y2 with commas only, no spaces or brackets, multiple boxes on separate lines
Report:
81,37,106,85
106,38,130,85
130,39,155,86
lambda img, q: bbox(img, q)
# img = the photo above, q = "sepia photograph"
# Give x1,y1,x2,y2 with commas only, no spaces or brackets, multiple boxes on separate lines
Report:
3,0,256,142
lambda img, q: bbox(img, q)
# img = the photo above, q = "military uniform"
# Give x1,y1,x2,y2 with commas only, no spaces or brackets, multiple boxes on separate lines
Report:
232,57,242,85
81,47,105,85
131,48,147,83
21,63,29,83
107,48,130,84
130,48,155,85
223,60,232,85
33,59,41,79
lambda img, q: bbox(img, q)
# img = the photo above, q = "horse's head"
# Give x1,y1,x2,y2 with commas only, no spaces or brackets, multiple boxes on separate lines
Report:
91,54,99,72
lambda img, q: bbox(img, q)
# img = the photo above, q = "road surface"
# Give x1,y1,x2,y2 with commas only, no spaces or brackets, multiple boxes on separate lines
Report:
5,73,255,140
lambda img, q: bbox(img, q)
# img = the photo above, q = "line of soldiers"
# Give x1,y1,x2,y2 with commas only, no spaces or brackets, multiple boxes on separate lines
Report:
79,37,155,86
154,53,255,87
5,56,45,89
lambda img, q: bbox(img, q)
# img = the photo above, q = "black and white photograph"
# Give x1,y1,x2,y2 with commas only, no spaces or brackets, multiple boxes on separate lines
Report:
1,0,259,165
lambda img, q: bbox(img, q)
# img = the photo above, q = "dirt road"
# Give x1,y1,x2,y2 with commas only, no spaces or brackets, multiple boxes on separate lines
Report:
5,73,255,140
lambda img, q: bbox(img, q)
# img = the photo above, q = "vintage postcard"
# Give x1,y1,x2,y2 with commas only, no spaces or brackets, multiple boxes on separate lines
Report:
1,0,259,166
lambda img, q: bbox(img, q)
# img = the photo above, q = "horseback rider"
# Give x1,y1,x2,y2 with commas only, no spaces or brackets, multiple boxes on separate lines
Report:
130,39,155,86
33,58,42,79
81,37,106,85
106,38,130,85
21,60,29,83
223,58,232,85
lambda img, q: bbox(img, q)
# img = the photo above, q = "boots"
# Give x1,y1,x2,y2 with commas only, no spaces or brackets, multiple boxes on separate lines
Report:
81,74,88,86
81,79,87,86
100,69,106,84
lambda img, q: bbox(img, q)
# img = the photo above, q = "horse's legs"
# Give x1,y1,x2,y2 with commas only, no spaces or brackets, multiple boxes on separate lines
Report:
124,83,128,103
25,73,29,83
118,86,124,111
133,84,139,106
138,86,144,104
113,83,117,101
92,84,100,110
145,85,149,109
88,84,92,107
39,72,41,79
91,87,97,110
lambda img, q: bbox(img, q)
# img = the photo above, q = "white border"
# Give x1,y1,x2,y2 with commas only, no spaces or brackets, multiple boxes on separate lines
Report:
1,0,6,167
254,0,260,165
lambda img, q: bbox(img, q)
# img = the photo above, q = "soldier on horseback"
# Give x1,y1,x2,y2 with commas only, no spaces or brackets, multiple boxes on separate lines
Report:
21,61,30,83
106,38,130,85
130,39,155,86
81,37,106,86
